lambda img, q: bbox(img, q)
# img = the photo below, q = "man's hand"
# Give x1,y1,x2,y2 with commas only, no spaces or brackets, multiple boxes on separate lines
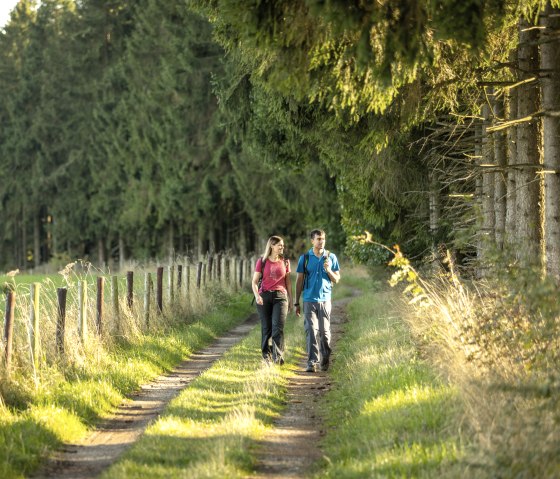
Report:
295,304,301,317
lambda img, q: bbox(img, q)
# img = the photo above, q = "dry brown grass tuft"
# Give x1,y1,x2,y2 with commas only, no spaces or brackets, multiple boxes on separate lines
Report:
395,256,560,478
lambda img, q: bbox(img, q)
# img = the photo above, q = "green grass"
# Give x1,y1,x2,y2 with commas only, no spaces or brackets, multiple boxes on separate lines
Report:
0,265,463,478
100,309,307,478
313,289,463,478
0,291,254,479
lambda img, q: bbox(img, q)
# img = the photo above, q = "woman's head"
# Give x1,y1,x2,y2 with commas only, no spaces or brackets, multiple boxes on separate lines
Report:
262,235,285,259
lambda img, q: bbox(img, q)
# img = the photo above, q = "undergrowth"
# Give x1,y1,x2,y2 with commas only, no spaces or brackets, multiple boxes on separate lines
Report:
390,248,560,478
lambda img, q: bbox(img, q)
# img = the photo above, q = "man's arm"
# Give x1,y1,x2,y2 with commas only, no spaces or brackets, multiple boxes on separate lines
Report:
326,268,340,284
324,256,341,284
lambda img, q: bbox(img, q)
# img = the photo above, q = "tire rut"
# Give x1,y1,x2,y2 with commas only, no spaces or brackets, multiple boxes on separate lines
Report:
249,296,352,478
32,313,259,479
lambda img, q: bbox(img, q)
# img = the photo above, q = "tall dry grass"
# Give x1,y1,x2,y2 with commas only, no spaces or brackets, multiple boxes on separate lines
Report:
1,258,247,394
394,252,560,478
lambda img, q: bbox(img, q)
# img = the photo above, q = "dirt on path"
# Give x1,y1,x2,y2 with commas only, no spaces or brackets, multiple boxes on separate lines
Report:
32,313,259,479
32,294,353,479
249,297,351,478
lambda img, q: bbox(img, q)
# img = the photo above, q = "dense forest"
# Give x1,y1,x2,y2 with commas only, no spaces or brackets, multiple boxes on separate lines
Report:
1,0,560,278
0,0,341,270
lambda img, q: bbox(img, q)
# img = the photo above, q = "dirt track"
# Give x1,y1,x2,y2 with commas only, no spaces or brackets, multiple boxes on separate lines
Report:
32,296,350,479
250,298,348,478
32,314,259,479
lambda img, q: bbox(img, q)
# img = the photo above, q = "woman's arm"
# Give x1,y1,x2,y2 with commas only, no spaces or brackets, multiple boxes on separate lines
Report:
252,271,263,305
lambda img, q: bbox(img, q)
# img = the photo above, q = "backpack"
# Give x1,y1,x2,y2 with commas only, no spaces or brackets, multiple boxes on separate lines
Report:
302,249,331,289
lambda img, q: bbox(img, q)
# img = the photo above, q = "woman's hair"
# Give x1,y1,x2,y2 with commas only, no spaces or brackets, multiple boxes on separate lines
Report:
262,235,284,260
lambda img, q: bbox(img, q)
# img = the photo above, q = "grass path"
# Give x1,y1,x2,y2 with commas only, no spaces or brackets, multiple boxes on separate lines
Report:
19,268,463,478
313,284,463,478
33,315,260,479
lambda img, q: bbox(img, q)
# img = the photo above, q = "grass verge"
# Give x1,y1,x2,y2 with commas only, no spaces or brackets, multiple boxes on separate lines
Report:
99,308,307,478
314,288,463,478
0,291,254,479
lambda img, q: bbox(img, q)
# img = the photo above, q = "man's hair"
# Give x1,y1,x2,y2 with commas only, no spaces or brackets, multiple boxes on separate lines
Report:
309,229,326,239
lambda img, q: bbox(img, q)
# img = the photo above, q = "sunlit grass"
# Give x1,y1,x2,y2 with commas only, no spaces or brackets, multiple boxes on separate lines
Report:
314,290,462,478
0,287,255,478
101,310,307,479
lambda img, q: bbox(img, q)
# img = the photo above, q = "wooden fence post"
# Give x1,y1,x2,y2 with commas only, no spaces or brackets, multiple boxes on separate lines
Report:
168,265,174,304
221,256,227,284
231,258,237,288
126,271,134,309
239,258,244,287
56,288,67,355
177,264,183,291
245,258,251,284
29,283,41,370
3,291,15,374
156,267,163,314
96,277,104,334
111,276,119,332
196,262,203,289
144,272,151,328
186,264,191,294
208,256,214,282
78,280,87,343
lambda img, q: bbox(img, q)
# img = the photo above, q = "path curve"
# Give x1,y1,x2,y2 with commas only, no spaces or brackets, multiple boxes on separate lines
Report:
250,296,352,478
32,313,259,479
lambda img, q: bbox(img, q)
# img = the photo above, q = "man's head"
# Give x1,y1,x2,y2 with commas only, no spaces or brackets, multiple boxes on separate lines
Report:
310,229,326,251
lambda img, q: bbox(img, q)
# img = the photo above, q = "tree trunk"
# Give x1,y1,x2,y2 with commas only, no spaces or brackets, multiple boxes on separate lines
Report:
505,85,518,243
33,211,41,268
118,234,125,271
197,222,205,259
21,205,26,269
167,222,175,261
493,93,507,250
98,237,106,267
482,99,495,250
429,170,440,241
541,3,560,278
208,226,216,255
516,18,542,267
475,120,484,270
238,214,247,256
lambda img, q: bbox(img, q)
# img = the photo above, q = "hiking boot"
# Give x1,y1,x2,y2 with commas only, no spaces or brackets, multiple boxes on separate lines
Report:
305,363,317,373
320,358,330,371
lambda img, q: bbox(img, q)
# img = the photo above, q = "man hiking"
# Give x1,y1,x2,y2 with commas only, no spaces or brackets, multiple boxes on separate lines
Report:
294,229,341,372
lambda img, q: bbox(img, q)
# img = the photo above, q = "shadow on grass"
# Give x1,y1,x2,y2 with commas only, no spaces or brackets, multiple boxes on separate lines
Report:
0,416,61,478
104,432,253,478
163,343,285,424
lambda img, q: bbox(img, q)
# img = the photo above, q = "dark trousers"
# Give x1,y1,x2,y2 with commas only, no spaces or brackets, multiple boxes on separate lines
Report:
256,290,288,361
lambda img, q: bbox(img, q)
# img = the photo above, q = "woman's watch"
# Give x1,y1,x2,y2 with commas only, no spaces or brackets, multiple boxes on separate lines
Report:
294,303,300,306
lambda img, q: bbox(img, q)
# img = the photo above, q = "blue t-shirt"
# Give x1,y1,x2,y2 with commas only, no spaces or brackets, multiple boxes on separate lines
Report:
296,248,340,302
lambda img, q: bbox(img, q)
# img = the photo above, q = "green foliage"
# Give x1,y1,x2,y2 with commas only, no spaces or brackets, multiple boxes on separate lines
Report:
345,233,391,266
316,289,462,478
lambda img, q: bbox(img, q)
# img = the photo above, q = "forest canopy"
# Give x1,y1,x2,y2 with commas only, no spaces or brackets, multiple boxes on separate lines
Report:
2,0,560,278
